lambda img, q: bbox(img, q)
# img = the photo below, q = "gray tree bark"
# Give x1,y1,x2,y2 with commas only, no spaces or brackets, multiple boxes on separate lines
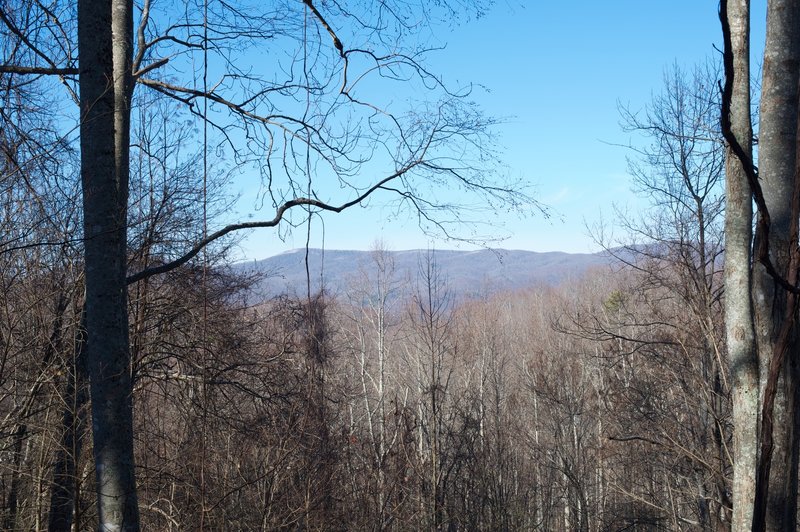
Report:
723,0,800,529
722,1,758,530
752,1,800,529
78,0,139,529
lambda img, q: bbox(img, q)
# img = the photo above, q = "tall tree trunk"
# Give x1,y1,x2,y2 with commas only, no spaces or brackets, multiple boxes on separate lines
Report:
78,0,139,529
721,1,759,530
751,0,800,529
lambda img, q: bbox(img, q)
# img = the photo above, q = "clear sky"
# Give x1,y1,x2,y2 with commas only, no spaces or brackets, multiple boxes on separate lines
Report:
232,1,767,261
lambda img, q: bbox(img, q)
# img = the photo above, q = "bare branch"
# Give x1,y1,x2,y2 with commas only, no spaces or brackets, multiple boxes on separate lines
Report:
133,58,169,79
0,65,78,75
302,0,344,57
126,161,422,284
0,6,69,73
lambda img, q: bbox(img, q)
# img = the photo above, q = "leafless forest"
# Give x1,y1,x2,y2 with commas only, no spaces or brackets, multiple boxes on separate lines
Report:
0,235,733,531
3,0,800,530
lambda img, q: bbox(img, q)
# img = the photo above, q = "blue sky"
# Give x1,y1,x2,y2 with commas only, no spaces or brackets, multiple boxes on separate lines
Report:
233,1,767,260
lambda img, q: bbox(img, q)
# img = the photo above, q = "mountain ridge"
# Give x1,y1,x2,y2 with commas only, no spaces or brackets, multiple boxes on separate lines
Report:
234,248,615,300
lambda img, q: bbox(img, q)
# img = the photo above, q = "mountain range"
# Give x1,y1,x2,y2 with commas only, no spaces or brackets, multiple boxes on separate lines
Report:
234,248,616,300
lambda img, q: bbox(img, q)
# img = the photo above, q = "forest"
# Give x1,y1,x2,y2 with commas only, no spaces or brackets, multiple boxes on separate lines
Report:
1,0,800,530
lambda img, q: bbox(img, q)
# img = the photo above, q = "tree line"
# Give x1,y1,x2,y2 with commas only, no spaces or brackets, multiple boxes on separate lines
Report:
0,238,736,530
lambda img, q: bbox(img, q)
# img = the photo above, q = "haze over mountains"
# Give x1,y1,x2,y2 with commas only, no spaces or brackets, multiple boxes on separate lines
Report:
235,248,616,300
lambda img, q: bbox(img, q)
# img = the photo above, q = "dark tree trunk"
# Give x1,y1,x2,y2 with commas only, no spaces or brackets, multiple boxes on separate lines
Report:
78,0,139,528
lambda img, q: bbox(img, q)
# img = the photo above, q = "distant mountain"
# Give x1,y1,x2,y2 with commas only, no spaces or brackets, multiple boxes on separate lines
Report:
233,248,615,301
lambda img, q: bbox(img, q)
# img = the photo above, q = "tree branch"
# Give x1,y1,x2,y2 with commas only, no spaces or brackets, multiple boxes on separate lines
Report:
0,6,71,73
302,0,344,57
126,162,421,284
608,434,663,446
0,65,78,75
133,58,169,79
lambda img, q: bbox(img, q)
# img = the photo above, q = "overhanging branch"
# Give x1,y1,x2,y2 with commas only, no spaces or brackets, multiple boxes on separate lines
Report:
0,65,78,75
126,162,421,284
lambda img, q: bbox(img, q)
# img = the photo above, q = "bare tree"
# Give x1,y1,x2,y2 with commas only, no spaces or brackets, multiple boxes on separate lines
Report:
581,60,733,528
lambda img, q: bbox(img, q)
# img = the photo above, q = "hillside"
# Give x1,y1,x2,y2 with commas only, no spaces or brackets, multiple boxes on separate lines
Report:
234,248,615,300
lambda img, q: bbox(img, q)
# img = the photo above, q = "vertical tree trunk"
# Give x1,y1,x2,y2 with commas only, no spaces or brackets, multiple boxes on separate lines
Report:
78,0,139,529
751,1,800,529
721,1,759,530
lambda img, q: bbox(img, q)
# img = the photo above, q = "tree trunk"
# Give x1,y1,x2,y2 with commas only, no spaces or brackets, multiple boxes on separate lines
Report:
78,0,139,528
722,1,759,530
751,0,800,529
